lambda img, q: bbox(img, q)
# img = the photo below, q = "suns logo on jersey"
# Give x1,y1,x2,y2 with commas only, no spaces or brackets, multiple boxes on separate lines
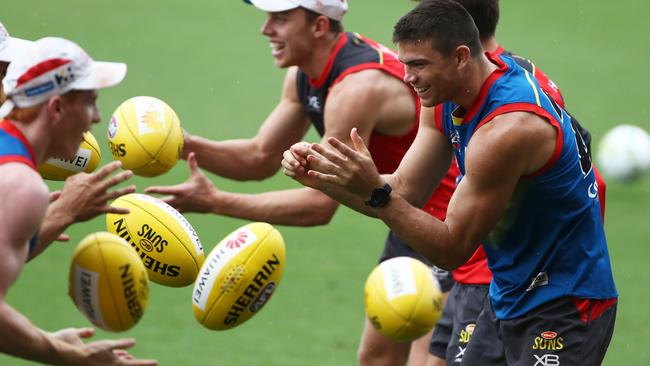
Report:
450,130,461,150
532,331,564,351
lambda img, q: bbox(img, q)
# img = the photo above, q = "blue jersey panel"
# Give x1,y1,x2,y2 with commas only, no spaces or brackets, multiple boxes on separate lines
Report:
438,54,616,319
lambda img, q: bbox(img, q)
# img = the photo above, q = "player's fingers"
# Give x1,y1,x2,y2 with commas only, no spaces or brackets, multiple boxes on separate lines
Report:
113,350,130,357
283,149,302,168
99,170,134,191
92,338,136,352
103,185,137,201
283,167,296,177
158,196,183,211
187,153,201,175
49,191,62,202
289,143,310,165
310,143,348,168
100,206,130,215
350,128,371,156
122,358,158,366
307,169,340,184
92,161,123,181
75,327,95,339
144,185,183,195
327,136,360,160
56,234,70,242
306,154,341,176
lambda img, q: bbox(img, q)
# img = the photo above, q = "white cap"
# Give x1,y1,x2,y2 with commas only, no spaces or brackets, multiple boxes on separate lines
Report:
0,37,127,118
0,22,34,62
247,0,348,21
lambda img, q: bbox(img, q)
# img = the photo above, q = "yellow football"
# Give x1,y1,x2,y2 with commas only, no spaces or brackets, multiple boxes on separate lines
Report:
192,222,286,330
107,96,183,177
38,131,101,180
68,232,149,332
106,193,204,287
364,256,444,341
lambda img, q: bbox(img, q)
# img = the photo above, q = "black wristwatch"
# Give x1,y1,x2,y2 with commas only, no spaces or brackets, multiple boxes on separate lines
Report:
365,183,392,208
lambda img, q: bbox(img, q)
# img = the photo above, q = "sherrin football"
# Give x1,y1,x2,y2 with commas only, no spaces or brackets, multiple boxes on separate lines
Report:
192,222,286,330
38,131,101,180
68,232,149,332
106,193,204,287
364,257,444,341
108,96,183,177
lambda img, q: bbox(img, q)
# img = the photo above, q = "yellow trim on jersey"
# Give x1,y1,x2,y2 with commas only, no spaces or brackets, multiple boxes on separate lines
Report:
524,70,541,107
355,32,384,65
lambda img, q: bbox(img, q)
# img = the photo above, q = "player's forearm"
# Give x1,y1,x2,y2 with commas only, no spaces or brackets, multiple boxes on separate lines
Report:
29,204,75,261
0,302,70,364
374,194,475,270
185,135,278,181
212,188,340,226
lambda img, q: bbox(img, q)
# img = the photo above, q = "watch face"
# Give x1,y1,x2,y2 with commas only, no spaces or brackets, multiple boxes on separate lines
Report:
369,184,391,207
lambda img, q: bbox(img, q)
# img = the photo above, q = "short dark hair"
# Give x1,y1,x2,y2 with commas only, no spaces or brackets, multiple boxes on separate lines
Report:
453,0,499,41
303,7,343,34
394,0,482,57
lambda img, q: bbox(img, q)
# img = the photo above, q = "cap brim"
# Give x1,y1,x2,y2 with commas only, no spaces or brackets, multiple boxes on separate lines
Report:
247,0,299,12
0,37,34,62
73,61,127,90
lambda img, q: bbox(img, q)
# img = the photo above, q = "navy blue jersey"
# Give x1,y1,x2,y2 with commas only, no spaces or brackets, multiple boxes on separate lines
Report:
434,54,617,319
295,32,421,175
295,32,460,220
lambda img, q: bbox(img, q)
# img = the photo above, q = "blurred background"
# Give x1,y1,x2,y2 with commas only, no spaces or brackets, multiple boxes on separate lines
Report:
2,0,649,364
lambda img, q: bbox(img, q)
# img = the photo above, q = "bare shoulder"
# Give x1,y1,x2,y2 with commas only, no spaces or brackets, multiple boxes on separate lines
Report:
329,69,407,99
0,164,49,211
470,111,558,175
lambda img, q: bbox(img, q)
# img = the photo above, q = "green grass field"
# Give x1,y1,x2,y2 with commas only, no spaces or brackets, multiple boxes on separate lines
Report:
3,0,650,364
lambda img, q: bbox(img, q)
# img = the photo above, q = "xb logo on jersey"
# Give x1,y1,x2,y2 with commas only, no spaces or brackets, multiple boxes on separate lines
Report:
533,354,560,366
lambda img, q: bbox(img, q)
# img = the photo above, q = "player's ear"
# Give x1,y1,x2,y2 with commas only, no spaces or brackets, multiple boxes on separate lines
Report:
454,45,471,71
47,95,64,124
312,15,330,38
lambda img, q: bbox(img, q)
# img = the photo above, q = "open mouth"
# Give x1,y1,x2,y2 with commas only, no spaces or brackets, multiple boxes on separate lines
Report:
413,85,430,95
270,42,285,57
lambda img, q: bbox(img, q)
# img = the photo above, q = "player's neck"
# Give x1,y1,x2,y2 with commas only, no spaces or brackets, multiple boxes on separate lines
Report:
10,116,52,165
453,54,499,111
481,37,499,53
300,32,343,80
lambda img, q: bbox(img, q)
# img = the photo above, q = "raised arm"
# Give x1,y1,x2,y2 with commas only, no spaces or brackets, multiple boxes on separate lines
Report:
183,67,311,181
284,106,453,217
300,111,556,269
31,162,135,260
147,69,400,226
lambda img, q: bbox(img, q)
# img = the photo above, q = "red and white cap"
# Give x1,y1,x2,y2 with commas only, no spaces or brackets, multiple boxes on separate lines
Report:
0,22,34,62
248,0,348,21
0,37,127,118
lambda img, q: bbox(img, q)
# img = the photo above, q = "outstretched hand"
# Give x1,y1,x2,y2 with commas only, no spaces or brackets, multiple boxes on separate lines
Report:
304,128,383,198
145,152,219,213
51,327,157,366
33,161,136,258
51,161,136,223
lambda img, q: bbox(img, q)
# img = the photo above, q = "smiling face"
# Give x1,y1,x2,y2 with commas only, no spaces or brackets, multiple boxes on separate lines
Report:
398,40,461,108
260,8,317,68
51,89,100,160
